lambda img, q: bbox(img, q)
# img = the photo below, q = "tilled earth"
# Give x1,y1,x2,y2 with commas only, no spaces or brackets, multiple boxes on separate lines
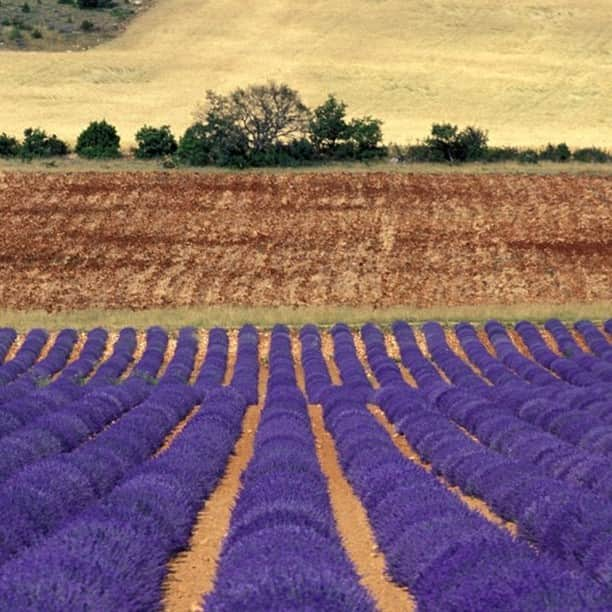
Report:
0,171,610,310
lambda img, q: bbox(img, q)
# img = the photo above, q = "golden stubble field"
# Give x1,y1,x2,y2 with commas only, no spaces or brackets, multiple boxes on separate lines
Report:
1,0,611,148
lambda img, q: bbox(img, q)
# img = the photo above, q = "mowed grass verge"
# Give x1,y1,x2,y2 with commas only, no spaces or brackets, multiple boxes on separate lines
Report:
2,157,612,176
1,302,609,331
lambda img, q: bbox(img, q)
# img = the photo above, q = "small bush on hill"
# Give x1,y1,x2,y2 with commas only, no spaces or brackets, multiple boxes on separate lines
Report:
76,120,121,158
20,128,68,160
0,133,20,157
573,147,611,163
540,142,571,162
134,125,177,159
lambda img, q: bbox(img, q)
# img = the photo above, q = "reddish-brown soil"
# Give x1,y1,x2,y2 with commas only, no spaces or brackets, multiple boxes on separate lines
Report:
0,172,610,310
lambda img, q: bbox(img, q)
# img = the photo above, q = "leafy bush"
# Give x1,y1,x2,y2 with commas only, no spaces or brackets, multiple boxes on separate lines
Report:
518,149,539,164
573,147,611,163
424,123,489,162
540,142,571,162
345,117,386,160
176,123,211,166
20,128,68,160
482,146,520,162
80,20,94,32
0,133,20,157
134,125,177,159
75,120,121,159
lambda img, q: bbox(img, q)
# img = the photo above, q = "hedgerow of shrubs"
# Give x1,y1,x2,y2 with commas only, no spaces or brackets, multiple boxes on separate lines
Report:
1,82,611,167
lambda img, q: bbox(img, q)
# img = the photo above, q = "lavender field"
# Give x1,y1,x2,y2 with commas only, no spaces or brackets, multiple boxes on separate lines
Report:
0,319,611,610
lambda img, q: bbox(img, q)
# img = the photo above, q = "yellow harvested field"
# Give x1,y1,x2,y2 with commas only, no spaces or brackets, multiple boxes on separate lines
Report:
1,0,611,148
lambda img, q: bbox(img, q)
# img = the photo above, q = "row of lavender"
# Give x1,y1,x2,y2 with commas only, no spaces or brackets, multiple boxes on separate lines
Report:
305,323,609,609
0,324,260,608
354,321,612,588
0,319,610,608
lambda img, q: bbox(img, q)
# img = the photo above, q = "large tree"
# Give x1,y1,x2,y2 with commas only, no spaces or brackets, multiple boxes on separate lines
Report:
195,82,310,153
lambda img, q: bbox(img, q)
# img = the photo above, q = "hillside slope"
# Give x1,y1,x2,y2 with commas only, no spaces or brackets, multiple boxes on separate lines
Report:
0,0,611,147
0,172,610,311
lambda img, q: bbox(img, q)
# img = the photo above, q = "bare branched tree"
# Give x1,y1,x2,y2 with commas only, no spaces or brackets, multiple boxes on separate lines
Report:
194,82,310,152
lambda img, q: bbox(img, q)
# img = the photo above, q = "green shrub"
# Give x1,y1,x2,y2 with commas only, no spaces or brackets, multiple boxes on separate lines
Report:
424,123,489,162
75,120,121,158
80,19,94,31
177,117,250,168
518,149,539,164
539,142,571,162
483,146,520,162
31,28,43,38
0,133,20,157
345,117,386,160
176,123,212,166
134,125,177,159
573,147,611,163
20,128,68,160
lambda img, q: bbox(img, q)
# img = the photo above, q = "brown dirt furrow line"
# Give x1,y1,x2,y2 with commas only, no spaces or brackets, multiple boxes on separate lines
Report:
368,405,518,538
321,330,342,385
445,328,485,378
539,327,561,355
414,328,450,383
154,404,200,458
384,332,417,387
3,333,25,364
310,405,414,611
65,332,87,365
88,331,118,379
507,328,532,359
291,330,306,393
476,328,497,356
157,335,177,380
222,329,238,386
353,331,379,389
120,331,147,379
162,404,263,612
571,329,593,354
164,336,269,611
51,331,87,381
36,331,57,364
603,326,612,344
190,329,209,385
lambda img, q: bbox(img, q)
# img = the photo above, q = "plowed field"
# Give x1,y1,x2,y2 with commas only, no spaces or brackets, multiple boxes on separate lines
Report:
0,171,610,310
